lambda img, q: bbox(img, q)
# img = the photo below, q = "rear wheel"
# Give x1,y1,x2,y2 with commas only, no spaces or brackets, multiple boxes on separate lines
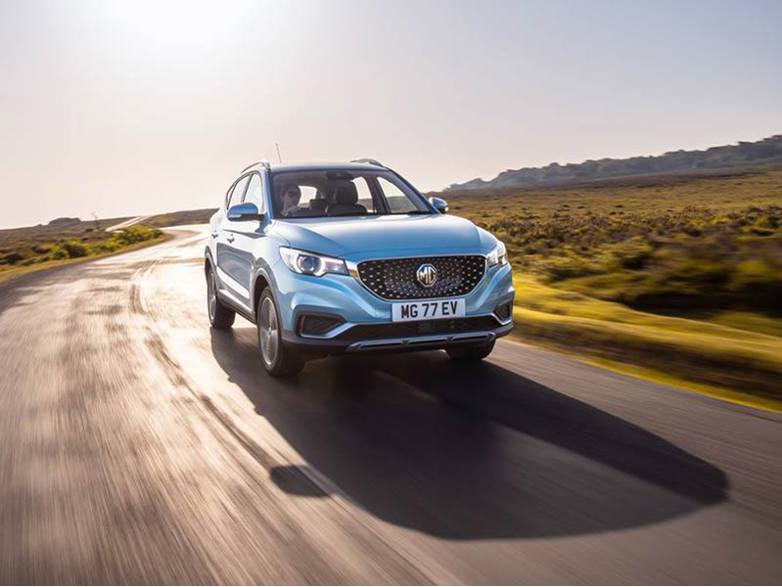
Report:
446,340,495,362
206,265,235,329
257,287,304,377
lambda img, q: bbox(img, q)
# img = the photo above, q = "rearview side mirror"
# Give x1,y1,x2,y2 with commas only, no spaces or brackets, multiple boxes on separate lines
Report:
227,202,263,221
428,196,449,214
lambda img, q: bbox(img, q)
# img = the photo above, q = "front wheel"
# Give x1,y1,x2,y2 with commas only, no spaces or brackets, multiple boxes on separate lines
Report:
257,287,304,377
446,340,495,362
206,265,235,329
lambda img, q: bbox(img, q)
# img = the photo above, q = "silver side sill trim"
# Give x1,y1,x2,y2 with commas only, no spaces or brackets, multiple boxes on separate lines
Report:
217,286,254,316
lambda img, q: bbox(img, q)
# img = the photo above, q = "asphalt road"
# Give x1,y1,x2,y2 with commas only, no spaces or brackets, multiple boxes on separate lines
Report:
1,226,781,584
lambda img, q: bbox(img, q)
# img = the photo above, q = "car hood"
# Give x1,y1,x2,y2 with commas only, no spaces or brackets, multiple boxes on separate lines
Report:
269,214,495,260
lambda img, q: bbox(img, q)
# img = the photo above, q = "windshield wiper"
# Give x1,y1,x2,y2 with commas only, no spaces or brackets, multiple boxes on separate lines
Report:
386,211,432,215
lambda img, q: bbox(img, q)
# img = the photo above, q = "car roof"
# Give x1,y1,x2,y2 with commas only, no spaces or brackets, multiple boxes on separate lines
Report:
267,161,387,174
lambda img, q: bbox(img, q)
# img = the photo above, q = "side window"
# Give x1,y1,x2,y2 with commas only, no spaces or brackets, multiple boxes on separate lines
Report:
353,177,375,212
227,176,249,209
243,173,265,212
377,176,417,213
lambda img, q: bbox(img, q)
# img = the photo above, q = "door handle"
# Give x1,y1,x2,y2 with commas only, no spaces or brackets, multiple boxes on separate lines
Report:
227,234,235,243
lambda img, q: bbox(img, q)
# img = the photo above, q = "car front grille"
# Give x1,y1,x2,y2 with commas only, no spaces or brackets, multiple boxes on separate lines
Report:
335,316,500,341
356,255,486,300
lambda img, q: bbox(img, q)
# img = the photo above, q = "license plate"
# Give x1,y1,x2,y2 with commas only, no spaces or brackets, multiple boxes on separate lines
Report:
391,299,466,322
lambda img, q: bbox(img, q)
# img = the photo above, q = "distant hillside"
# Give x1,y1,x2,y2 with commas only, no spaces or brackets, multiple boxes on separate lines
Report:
0,216,131,242
445,134,782,192
1,208,217,235
47,217,81,227
142,208,218,228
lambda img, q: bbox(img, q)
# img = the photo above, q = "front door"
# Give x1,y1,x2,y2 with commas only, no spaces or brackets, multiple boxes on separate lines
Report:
223,172,267,310
217,175,250,303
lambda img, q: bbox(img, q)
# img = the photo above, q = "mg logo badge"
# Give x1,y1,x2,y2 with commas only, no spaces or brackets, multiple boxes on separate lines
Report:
416,263,438,287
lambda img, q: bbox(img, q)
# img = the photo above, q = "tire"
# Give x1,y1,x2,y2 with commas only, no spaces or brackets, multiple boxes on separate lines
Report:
206,265,235,329
446,340,495,362
257,287,304,377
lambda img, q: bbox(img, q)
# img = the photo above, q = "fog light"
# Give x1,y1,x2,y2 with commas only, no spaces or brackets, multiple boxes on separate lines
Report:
494,301,512,322
299,314,344,336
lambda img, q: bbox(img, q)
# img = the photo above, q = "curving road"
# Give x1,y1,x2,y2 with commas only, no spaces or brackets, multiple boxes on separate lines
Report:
1,226,781,584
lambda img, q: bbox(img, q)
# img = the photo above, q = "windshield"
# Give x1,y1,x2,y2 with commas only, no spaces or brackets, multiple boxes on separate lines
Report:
270,169,432,219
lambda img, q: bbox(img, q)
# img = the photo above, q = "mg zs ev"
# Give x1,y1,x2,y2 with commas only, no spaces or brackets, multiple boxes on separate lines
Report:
205,159,514,376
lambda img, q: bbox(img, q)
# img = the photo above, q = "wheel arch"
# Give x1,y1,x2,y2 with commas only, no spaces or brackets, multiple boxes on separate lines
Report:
252,271,271,317
204,248,214,276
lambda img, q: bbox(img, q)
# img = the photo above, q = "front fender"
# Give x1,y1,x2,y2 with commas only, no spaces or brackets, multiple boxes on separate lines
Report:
250,258,279,316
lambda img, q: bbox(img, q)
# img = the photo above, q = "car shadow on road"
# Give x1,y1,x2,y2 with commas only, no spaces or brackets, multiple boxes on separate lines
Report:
209,328,728,540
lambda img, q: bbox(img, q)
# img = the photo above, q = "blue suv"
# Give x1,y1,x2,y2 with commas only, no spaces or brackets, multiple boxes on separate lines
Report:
205,159,514,376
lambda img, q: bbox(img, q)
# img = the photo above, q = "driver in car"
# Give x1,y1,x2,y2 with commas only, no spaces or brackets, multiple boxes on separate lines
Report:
281,184,303,217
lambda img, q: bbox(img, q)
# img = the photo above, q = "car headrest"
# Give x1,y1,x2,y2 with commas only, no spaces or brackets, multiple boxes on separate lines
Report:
310,198,328,212
331,181,358,205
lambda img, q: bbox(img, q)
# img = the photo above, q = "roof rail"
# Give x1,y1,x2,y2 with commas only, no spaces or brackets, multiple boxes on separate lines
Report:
241,160,271,173
350,158,384,167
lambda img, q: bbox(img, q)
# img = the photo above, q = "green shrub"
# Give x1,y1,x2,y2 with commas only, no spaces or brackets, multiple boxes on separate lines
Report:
729,259,781,290
92,241,120,254
48,246,69,260
545,256,599,281
32,244,52,255
112,225,162,245
61,240,89,258
664,259,732,289
612,238,654,270
1,251,24,265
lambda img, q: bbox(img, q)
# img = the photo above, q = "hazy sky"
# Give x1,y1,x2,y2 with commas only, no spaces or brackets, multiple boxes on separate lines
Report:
1,0,780,227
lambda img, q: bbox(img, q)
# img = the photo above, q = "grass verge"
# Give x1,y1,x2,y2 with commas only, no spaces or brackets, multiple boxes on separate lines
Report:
0,230,171,284
510,274,782,412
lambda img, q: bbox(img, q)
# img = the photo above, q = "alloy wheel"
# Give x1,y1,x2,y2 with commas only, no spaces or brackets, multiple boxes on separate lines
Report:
207,270,217,322
259,297,279,366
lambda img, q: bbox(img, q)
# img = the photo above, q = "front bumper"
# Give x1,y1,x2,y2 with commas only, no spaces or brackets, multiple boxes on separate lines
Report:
282,315,513,354
274,259,515,355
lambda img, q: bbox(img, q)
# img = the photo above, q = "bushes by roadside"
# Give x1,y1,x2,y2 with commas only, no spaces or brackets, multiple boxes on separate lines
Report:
445,170,782,404
479,204,782,317
0,225,164,271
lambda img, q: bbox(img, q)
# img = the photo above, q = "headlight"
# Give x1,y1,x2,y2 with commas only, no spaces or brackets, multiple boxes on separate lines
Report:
279,247,348,277
487,241,509,267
